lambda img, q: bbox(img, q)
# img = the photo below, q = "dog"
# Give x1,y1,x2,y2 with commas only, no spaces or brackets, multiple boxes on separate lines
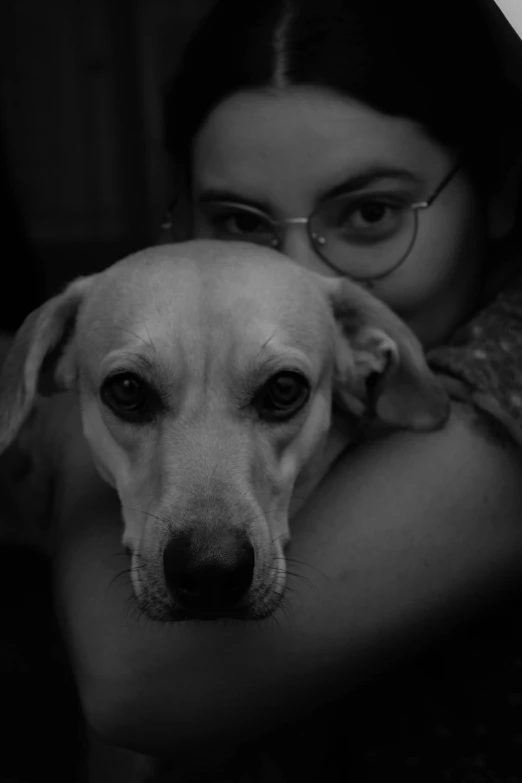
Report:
0,239,449,623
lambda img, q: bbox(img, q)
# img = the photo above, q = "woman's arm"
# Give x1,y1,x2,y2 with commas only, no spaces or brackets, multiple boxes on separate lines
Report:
54,401,522,758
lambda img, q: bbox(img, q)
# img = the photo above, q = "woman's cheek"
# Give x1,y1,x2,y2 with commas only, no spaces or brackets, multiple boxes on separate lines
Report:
373,192,486,340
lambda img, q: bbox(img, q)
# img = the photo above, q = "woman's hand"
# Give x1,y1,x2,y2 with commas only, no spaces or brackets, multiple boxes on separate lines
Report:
54,400,522,759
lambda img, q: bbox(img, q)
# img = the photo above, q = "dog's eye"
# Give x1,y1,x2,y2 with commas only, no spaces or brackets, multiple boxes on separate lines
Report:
101,373,157,423
256,371,310,420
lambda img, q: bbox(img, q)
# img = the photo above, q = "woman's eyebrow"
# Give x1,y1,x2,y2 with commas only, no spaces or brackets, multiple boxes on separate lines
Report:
319,166,423,201
197,188,272,213
197,167,423,211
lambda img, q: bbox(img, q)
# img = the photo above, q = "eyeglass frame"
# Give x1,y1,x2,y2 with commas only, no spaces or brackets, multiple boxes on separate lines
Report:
163,162,461,282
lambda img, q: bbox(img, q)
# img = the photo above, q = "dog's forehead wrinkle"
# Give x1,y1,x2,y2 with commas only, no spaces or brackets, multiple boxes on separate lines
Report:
77,242,336,395
76,321,159,379
209,283,333,369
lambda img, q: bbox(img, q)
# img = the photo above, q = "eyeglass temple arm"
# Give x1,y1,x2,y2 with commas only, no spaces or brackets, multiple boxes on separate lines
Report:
412,162,461,210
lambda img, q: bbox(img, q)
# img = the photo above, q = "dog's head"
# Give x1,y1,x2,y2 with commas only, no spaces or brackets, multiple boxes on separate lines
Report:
0,240,448,620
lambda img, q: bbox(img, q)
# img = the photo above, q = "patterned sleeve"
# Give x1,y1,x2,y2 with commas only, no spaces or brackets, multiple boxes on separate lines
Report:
428,271,522,446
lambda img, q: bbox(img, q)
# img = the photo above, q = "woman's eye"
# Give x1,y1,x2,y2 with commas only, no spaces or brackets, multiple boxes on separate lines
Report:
354,201,389,225
100,373,158,423
222,213,267,236
202,204,275,244
333,197,406,241
254,371,310,421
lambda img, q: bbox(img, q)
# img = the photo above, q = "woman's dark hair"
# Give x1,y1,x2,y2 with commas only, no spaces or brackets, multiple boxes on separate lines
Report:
164,0,522,205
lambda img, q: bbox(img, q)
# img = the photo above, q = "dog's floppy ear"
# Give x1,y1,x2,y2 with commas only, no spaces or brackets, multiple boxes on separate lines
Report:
0,276,94,453
318,275,449,431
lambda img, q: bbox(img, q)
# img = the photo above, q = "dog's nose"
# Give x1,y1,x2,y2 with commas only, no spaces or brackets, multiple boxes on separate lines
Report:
163,530,255,613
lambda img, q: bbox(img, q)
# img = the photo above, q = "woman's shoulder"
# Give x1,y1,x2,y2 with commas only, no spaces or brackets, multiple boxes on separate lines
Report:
0,331,13,366
428,267,522,447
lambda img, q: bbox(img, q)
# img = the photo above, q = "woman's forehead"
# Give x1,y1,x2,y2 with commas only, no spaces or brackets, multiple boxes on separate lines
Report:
192,87,450,205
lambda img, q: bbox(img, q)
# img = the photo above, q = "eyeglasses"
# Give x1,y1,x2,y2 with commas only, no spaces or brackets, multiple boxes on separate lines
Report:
194,163,460,281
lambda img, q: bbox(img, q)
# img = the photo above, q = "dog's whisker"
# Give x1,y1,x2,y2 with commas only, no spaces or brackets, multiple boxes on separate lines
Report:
106,568,133,595
285,556,327,580
278,600,297,627
113,568,132,584
284,565,325,595
124,596,150,626
284,575,318,599
284,566,314,582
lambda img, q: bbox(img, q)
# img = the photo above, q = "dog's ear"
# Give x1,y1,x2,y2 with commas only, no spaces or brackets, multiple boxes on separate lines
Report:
0,276,94,453
318,275,449,431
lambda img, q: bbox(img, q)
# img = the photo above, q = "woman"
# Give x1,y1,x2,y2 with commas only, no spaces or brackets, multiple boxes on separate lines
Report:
53,0,522,778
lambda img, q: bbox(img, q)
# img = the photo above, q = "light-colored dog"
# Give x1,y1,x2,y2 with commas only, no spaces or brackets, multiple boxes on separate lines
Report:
0,240,449,622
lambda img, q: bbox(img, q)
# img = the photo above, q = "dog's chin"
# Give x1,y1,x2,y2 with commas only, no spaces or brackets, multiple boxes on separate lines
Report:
131,582,285,624
128,546,287,623
164,602,281,623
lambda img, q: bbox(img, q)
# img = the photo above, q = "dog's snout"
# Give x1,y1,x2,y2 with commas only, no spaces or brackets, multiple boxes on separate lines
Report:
163,530,255,614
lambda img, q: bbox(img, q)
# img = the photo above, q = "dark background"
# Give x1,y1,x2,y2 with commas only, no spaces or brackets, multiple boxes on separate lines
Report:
0,4,213,780
0,0,213,331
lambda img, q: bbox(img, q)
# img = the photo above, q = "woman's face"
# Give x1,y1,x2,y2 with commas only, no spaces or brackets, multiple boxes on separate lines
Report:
192,87,487,347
